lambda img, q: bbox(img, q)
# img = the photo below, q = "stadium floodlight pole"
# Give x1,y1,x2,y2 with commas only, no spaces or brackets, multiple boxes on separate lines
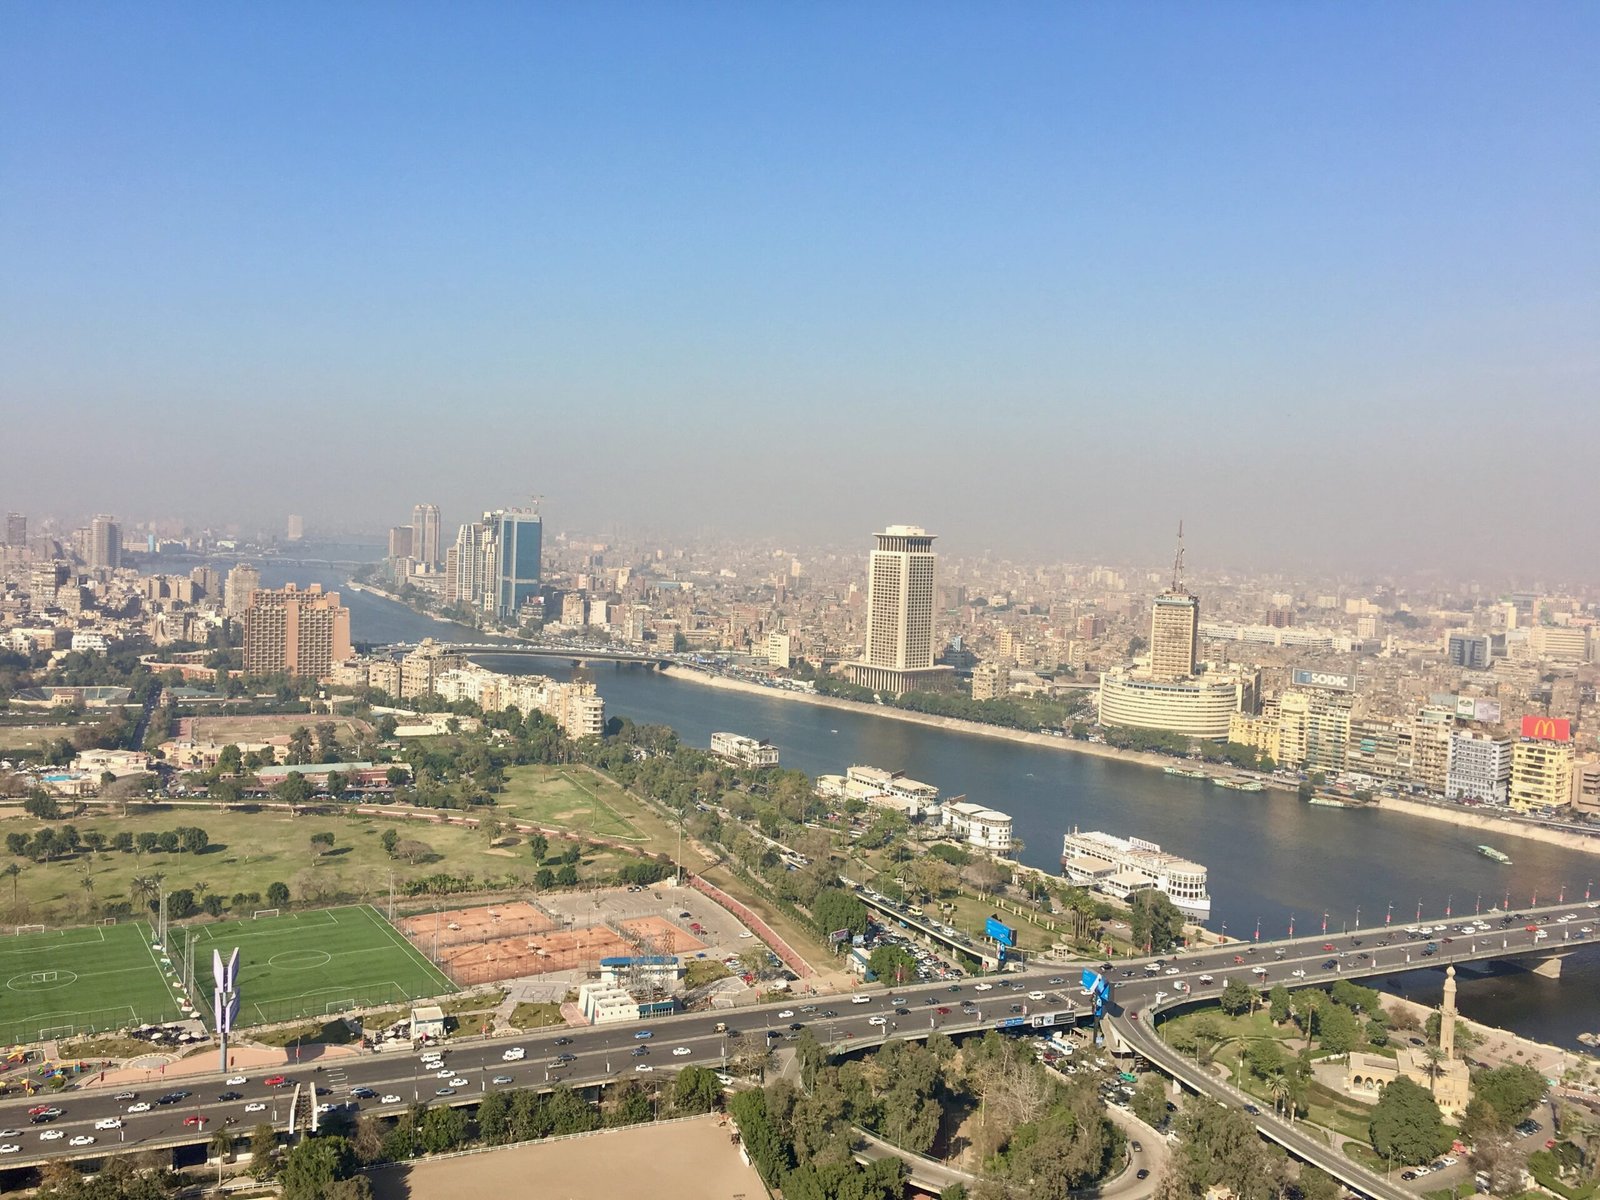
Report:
214,947,241,1073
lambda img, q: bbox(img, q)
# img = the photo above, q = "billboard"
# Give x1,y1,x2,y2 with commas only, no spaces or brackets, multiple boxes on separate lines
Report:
1292,669,1353,691
985,916,1016,947
1521,716,1571,742
1474,699,1502,725
1455,696,1478,720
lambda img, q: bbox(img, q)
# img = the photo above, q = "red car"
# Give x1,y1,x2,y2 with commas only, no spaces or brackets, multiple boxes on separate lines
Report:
27,1105,49,1117
183,1115,207,1127
1322,943,1336,952
264,1075,288,1087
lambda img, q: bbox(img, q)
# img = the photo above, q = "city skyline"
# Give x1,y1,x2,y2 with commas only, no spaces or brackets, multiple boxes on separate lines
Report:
3,5,1597,574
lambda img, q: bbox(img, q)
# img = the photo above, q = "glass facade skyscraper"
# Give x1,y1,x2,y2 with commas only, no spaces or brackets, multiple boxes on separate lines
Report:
496,512,542,620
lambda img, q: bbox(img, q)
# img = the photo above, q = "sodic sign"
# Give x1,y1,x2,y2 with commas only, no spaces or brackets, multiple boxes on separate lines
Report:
1521,715,1571,742
1292,669,1353,691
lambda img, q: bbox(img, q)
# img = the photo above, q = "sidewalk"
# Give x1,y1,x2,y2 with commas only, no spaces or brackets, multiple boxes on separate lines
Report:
72,1041,365,1092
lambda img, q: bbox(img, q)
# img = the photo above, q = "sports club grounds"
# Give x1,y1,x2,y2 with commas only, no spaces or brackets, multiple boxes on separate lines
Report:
0,905,455,1045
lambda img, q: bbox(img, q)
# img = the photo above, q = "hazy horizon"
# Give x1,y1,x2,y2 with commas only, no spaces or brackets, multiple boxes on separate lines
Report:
3,5,1595,577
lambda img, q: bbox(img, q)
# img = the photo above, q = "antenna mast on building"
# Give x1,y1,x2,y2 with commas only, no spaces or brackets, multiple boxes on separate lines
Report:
1170,520,1186,592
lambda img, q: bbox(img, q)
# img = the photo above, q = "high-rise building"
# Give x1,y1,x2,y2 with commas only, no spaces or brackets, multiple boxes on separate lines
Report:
844,525,952,696
971,659,1010,701
286,514,305,542
388,525,415,559
1446,727,1513,805
451,519,497,611
88,514,121,571
1304,690,1353,775
1447,633,1491,670
224,564,262,618
5,513,25,547
1410,705,1457,795
411,504,442,568
242,583,352,679
1510,736,1574,812
495,510,543,621
1148,525,1198,680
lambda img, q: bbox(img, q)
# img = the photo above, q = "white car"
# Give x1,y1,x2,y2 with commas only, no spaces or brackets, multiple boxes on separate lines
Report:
1164,967,1180,976
851,994,872,1004
68,1134,96,1147
1440,1156,1459,1166
1197,974,1214,984
0,1145,18,1155
244,1103,266,1113
381,1095,401,1104
777,1010,794,1019
226,1075,248,1085
672,1046,692,1056
448,1077,468,1087
435,1069,455,1078
738,931,754,939
502,1047,526,1061
1028,991,1045,1000
127,1102,151,1114
39,1129,64,1141
635,1063,655,1072
1291,969,1307,978
973,982,993,992
95,1118,122,1130
868,1016,887,1026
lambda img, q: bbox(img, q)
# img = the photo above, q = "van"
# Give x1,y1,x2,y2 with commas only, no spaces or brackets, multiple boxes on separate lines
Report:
852,994,872,1004
713,1022,728,1033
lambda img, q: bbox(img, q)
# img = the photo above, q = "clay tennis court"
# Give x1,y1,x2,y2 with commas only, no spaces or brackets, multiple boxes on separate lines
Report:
398,902,706,986
370,1114,761,1200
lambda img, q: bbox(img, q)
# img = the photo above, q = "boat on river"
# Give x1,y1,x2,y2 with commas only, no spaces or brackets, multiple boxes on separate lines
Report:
1477,845,1513,865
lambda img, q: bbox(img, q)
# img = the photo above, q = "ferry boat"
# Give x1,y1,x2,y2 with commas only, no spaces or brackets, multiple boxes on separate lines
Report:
1307,796,1356,809
1214,778,1263,792
1477,845,1513,865
1060,828,1210,917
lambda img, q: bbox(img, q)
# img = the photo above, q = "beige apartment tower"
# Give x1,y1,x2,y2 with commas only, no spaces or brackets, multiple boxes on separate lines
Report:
844,525,953,696
1148,524,1198,680
224,564,261,618
242,583,352,679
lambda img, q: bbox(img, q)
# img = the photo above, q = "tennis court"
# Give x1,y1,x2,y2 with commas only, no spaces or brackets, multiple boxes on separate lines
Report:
0,922,183,1045
189,905,458,1026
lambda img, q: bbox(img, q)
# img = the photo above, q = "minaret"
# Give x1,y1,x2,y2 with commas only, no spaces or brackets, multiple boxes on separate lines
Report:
1440,965,1458,1060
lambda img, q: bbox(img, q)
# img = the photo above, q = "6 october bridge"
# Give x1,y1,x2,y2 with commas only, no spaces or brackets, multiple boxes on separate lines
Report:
0,900,1593,1192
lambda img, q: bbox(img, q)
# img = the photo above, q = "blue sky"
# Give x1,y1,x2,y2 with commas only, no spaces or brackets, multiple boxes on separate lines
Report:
3,3,1595,573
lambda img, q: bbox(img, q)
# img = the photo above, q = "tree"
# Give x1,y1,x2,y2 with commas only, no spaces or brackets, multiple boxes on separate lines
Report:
177,825,210,853
813,888,869,938
266,880,290,908
555,863,578,886
380,828,399,856
274,773,311,806
1368,1077,1451,1165
1220,979,1253,1016
418,1104,468,1152
1129,889,1185,952
1131,1075,1169,1127
166,888,196,919
868,943,918,986
310,831,336,858
528,832,549,862
216,744,243,776
673,1065,723,1114
1472,1063,1546,1130
280,1133,359,1200
23,793,61,820
535,867,555,889
325,771,349,800
1317,1004,1358,1056
1268,985,1291,1024
2,862,20,908
607,1080,653,1126
395,839,434,865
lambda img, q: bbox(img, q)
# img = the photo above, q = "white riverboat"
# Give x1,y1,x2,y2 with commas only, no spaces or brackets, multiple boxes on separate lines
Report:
1060,827,1211,917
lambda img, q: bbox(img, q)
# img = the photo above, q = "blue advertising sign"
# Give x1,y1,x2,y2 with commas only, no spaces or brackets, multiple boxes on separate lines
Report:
995,1017,1025,1029
985,916,1016,947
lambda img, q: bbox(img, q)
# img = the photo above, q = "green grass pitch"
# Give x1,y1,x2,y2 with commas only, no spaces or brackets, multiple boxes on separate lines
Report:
189,905,457,1027
0,922,183,1045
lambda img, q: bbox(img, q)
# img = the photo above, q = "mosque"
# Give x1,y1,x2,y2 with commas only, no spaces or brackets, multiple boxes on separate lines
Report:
1344,964,1471,1117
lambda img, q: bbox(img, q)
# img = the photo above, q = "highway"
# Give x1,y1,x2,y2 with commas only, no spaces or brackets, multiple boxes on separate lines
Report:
1,898,1594,1183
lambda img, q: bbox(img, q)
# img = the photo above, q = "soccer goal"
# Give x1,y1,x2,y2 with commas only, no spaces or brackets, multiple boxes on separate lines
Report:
252,909,281,920
38,1025,74,1041
31,971,59,984
98,917,118,926
14,924,45,936
324,998,357,1015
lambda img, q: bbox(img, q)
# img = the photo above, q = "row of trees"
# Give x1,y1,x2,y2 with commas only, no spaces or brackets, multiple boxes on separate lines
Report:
4,823,210,862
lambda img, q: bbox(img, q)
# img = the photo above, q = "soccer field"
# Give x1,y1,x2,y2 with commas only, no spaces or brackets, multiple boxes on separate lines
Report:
189,905,457,1026
0,922,183,1046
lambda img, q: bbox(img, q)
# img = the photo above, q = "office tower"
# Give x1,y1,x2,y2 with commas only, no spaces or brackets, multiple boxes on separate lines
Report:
88,514,121,571
1148,525,1198,680
286,514,305,542
495,510,543,620
242,583,352,678
388,525,415,559
1446,728,1513,805
4,513,25,547
844,525,952,696
224,564,261,618
1447,633,1491,670
452,520,496,610
411,504,442,568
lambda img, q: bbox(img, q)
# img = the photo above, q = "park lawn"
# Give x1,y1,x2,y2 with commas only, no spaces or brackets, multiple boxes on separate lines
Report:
188,713,373,744
0,723,84,751
508,1002,565,1029
0,921,183,1045
1,805,635,926
495,765,678,848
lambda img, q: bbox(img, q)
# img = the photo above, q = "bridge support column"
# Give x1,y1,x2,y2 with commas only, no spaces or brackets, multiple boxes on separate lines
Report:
1529,954,1565,979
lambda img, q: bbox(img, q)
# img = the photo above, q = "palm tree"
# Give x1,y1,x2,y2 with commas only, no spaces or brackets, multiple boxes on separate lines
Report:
3,862,20,908
78,871,95,915
1421,1046,1446,1095
1268,1072,1292,1118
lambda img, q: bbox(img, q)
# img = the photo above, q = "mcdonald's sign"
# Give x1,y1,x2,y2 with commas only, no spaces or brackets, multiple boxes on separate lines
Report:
1520,716,1571,742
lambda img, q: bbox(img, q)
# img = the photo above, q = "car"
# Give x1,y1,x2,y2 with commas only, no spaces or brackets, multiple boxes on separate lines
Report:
245,1103,267,1113
679,911,692,918
218,1091,243,1102
1321,959,1337,970
1400,1171,1418,1181
1010,1004,1024,1013
635,1063,655,1072
1136,1169,1150,1180
1132,1140,1143,1152
183,1115,207,1128
973,982,993,991
1049,976,1065,985
502,1047,526,1061
39,1129,64,1141
1323,943,1336,951
0,1130,19,1138
0,1145,18,1155
738,931,754,938
351,1087,377,1099
1440,1156,1459,1166
553,1036,573,1046
868,1016,887,1026
1029,991,1046,1000
634,1030,653,1039
820,1009,839,1018
851,994,872,1004
1242,1104,1260,1115
127,1102,151,1114
67,1134,97,1148
1413,1165,1432,1176
1164,968,1180,976
448,1077,468,1087
94,1119,123,1131
381,1095,401,1104
1291,968,1306,977
435,1088,456,1097
1197,973,1214,984
264,1075,288,1087
436,1069,455,1078
631,1046,649,1057
777,1010,794,1019
157,1091,191,1105
937,1006,952,1015
492,1074,513,1084
113,1091,137,1101
226,1075,247,1086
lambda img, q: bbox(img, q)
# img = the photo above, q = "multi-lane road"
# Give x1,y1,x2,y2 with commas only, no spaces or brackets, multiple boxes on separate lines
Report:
1,899,1594,1179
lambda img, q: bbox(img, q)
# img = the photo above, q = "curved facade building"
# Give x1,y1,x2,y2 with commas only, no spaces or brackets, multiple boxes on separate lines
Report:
1097,667,1246,740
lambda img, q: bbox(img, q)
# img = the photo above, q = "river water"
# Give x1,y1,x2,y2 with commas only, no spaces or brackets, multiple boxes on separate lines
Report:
250,562,1600,1053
